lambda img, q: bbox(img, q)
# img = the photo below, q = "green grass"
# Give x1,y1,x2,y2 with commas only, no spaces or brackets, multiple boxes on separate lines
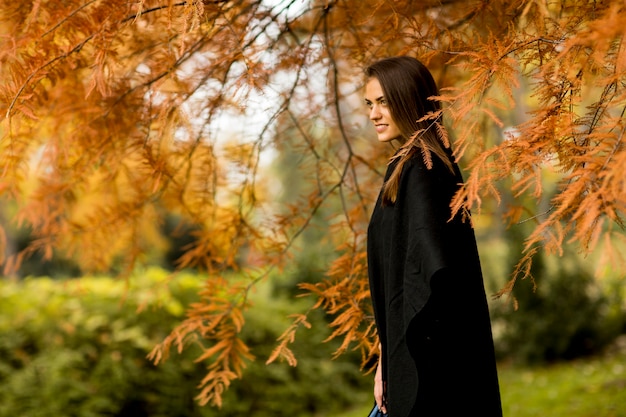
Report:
338,345,626,417
500,346,626,417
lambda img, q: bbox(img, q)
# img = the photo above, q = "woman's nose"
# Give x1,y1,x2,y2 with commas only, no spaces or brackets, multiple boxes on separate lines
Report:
370,105,381,120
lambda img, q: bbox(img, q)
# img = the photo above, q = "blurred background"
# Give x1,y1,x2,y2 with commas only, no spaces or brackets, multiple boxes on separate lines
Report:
1,0,626,416
0,177,625,417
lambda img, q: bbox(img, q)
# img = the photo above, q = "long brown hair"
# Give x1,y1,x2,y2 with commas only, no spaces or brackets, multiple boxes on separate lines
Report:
365,56,454,205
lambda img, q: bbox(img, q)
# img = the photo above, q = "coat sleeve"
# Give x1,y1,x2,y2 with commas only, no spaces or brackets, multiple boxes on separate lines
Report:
397,156,462,329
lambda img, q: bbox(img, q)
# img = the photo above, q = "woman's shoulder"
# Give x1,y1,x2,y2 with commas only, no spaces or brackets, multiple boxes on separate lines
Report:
405,150,458,177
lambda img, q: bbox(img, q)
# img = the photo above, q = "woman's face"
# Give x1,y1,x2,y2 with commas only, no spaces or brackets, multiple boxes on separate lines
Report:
364,77,402,142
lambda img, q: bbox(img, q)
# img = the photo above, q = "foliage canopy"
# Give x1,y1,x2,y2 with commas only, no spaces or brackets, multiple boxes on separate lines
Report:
1,0,625,406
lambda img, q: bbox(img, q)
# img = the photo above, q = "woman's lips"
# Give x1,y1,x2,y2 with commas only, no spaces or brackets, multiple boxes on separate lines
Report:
375,124,388,133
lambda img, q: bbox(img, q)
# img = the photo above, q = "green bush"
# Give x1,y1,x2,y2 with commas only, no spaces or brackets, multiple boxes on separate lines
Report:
0,268,370,417
0,269,206,417
492,250,625,365
224,297,370,417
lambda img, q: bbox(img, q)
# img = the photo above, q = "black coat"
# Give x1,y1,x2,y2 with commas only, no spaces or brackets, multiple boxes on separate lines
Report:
367,153,503,417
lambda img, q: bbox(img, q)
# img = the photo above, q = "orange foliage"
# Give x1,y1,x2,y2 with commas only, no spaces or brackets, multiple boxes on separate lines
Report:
2,0,625,406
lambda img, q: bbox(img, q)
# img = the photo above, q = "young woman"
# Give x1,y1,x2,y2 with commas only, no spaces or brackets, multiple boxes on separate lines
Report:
364,56,503,416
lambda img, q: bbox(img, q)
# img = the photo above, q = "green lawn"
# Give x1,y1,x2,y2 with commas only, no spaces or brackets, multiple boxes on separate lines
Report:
500,346,626,417
339,346,626,417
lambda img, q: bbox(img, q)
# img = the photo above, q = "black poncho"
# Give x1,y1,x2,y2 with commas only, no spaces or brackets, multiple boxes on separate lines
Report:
367,153,503,417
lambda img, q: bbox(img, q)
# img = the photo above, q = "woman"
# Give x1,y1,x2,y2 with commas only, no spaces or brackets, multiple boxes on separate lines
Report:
365,56,503,416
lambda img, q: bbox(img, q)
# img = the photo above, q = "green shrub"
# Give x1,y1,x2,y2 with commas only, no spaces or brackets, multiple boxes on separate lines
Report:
0,268,370,417
0,269,206,417
492,250,625,365
226,294,370,417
